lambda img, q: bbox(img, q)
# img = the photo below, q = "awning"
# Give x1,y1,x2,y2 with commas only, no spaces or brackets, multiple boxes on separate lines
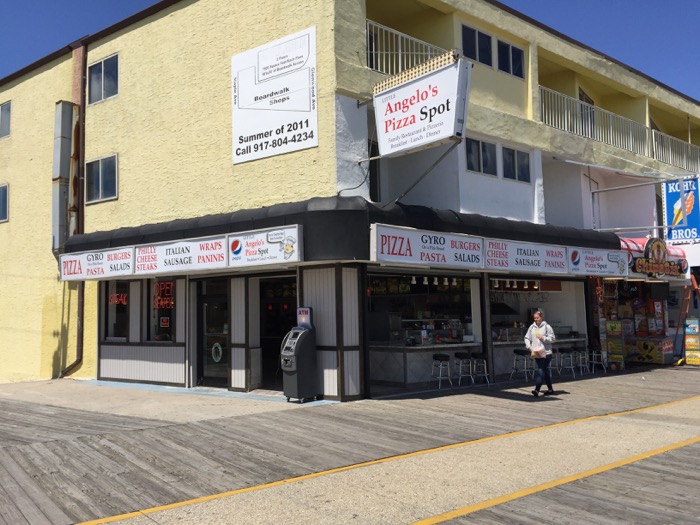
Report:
619,237,688,280
64,196,621,260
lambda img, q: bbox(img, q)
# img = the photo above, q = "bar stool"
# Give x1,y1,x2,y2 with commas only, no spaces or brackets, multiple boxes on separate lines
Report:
471,352,490,386
453,352,474,386
575,348,590,375
510,349,533,381
431,353,452,389
548,348,561,376
590,348,607,374
558,347,576,378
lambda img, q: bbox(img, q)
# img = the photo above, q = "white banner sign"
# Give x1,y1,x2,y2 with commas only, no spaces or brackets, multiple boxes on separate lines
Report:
232,27,318,164
134,237,228,275
568,248,627,277
60,247,134,281
370,224,483,269
229,226,302,267
484,239,567,274
373,58,470,157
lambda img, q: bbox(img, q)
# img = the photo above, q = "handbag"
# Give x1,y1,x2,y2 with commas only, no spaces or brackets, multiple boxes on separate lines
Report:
530,342,546,359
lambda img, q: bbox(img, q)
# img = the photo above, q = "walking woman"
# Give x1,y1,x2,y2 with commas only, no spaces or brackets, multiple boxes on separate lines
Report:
524,310,556,397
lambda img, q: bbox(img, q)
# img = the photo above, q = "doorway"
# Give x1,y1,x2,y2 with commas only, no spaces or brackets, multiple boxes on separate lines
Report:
259,276,297,388
197,279,229,387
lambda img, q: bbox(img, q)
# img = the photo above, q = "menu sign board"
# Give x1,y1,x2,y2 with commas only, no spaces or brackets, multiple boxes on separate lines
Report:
60,247,134,281
568,248,627,277
370,224,483,269
483,239,567,274
59,226,304,281
134,237,228,275
228,226,302,267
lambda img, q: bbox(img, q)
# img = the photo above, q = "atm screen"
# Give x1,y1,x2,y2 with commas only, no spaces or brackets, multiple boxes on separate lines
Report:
291,330,301,339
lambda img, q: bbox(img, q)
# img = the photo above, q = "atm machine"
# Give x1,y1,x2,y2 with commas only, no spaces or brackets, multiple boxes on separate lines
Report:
280,307,319,402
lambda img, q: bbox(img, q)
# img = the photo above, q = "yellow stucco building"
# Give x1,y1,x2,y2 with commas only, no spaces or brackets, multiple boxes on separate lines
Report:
1,0,698,398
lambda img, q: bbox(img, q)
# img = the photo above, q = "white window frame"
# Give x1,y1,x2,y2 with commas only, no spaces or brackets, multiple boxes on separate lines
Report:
502,146,531,183
497,39,525,79
461,25,492,67
85,154,118,204
466,138,532,184
88,54,119,104
0,183,8,222
466,138,497,176
0,101,10,138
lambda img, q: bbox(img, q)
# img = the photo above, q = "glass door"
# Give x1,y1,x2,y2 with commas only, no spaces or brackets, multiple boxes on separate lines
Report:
197,280,229,387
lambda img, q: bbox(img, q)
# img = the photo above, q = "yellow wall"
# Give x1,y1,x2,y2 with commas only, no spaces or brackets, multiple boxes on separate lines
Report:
0,56,87,382
602,94,647,124
84,0,338,232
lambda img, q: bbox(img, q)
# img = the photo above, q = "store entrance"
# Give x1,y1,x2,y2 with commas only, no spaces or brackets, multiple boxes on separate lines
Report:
197,279,230,388
259,276,297,389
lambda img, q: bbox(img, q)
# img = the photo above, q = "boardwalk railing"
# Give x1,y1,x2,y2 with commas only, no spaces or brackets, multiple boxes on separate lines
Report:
540,86,700,173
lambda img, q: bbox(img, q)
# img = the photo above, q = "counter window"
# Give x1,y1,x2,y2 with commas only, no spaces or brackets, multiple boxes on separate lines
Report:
104,281,129,341
149,279,175,341
367,274,474,343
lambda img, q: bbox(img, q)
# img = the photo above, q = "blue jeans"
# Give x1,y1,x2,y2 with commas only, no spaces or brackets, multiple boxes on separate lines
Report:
534,354,553,392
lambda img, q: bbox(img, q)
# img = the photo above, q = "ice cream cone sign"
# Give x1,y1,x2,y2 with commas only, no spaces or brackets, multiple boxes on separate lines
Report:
672,191,694,227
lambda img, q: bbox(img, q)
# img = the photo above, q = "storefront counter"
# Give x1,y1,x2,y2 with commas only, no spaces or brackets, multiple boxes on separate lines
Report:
369,343,482,385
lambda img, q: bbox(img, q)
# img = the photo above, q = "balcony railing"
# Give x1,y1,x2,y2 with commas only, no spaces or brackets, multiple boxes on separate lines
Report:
363,21,700,174
540,86,700,173
366,20,446,76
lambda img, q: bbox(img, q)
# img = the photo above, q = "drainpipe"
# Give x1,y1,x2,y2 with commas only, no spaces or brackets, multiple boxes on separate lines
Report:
60,42,87,377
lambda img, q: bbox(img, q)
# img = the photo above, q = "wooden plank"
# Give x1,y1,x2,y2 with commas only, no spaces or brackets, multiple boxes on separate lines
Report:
0,450,58,525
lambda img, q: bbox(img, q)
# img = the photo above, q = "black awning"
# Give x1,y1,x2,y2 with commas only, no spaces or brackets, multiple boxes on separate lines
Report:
63,196,621,260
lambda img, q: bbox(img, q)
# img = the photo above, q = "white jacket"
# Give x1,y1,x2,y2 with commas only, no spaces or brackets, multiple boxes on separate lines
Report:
524,320,556,356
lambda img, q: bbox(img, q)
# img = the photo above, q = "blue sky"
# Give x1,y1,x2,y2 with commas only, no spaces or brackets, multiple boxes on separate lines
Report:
2,0,699,101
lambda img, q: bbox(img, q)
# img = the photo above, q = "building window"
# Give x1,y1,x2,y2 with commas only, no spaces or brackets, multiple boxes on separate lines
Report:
149,279,175,341
0,101,10,137
502,148,530,182
104,281,130,341
497,41,524,78
0,184,8,222
88,55,119,104
86,155,118,203
462,25,492,66
466,138,497,175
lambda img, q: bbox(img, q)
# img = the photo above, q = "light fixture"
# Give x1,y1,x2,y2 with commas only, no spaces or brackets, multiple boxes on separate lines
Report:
493,280,499,288
512,281,518,289
443,277,449,286
452,277,457,286
523,281,529,289
533,281,539,290
411,276,416,285
505,280,510,288
433,277,439,286
423,276,428,285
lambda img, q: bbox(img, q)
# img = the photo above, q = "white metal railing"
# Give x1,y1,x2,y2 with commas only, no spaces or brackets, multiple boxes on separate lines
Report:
366,20,446,76
540,86,700,173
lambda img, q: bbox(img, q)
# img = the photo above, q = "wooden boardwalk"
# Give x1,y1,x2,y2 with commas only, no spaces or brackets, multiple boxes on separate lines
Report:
0,366,699,524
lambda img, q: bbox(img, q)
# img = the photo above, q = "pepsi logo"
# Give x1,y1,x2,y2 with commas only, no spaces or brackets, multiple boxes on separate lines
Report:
230,239,242,255
570,250,580,266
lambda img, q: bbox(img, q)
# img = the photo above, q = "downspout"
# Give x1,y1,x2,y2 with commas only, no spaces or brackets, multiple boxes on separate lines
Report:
61,42,87,377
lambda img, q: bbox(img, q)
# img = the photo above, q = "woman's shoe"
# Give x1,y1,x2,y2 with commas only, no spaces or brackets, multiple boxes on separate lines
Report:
531,390,539,397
